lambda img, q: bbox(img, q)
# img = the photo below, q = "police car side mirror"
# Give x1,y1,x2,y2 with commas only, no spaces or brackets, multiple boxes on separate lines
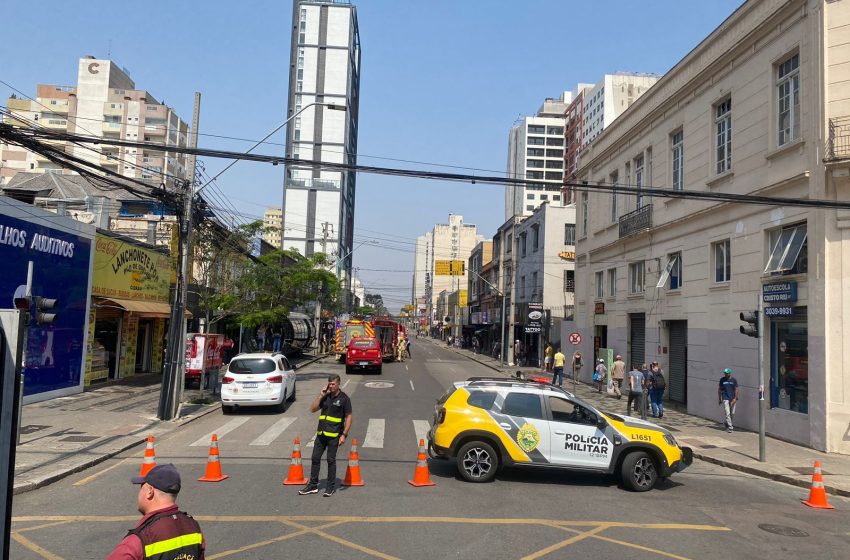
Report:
597,417,607,430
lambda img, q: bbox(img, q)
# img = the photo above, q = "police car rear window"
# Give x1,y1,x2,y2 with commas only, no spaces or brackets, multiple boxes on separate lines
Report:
466,390,497,410
229,359,276,374
503,392,545,419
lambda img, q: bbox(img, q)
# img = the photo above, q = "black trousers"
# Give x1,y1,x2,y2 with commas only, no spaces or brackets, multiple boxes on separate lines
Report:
626,391,642,414
309,434,340,487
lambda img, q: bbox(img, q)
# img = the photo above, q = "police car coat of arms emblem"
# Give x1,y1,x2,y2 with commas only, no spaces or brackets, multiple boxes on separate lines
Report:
516,422,540,453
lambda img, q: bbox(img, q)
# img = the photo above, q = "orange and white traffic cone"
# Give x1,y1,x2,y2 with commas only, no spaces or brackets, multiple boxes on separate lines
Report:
198,434,229,482
342,438,365,487
282,437,309,485
139,436,157,476
802,460,834,509
408,438,436,487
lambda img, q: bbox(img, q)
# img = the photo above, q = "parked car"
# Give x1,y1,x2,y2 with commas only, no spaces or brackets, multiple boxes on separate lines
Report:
220,353,297,413
345,337,382,374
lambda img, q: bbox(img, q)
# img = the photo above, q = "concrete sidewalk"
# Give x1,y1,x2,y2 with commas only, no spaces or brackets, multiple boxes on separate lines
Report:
427,337,850,499
12,352,326,494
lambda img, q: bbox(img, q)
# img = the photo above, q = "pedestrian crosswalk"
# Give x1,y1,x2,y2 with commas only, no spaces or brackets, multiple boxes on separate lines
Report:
189,417,433,449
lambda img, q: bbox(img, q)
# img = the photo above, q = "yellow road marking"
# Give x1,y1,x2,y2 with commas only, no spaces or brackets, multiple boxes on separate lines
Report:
283,519,401,560
522,524,609,560
73,457,129,486
11,532,64,560
13,520,72,534
207,521,343,559
586,533,695,560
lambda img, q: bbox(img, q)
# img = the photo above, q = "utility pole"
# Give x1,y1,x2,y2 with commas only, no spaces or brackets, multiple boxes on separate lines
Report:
315,221,331,354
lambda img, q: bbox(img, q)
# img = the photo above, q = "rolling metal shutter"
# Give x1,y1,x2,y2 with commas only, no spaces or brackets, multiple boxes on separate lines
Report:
629,313,645,370
668,321,687,404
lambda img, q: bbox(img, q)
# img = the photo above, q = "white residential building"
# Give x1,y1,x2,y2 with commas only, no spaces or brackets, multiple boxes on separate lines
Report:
505,93,571,221
581,73,660,148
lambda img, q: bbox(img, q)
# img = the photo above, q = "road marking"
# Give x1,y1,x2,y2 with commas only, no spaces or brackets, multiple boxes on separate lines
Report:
523,525,609,560
361,418,385,448
448,366,457,374
208,521,344,559
409,379,415,391
282,519,400,560
413,420,430,444
405,365,409,371
11,532,64,560
305,434,317,448
190,417,251,447
73,457,129,486
342,379,350,390
250,417,296,446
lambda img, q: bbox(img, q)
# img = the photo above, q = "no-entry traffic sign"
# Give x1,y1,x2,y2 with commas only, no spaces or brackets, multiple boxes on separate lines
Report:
569,332,582,345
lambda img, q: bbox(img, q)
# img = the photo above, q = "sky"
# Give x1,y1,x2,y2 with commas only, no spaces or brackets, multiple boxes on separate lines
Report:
2,0,744,310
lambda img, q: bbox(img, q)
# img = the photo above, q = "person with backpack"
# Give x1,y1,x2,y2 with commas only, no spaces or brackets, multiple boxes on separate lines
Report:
648,360,666,418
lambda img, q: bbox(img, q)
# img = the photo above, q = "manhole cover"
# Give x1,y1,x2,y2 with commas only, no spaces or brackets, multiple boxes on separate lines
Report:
19,425,50,435
59,435,100,443
757,524,809,537
364,381,394,389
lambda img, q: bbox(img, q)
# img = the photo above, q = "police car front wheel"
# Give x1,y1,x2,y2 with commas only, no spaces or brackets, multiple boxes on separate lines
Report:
621,451,658,492
457,441,498,483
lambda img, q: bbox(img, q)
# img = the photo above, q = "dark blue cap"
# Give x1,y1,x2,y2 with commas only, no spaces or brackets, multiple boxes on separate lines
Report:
131,463,181,494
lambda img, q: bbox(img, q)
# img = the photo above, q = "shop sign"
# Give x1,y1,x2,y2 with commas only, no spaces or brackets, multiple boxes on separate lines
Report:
92,233,171,303
558,251,576,260
762,282,797,303
764,306,794,317
435,260,465,276
594,302,605,314
525,302,543,333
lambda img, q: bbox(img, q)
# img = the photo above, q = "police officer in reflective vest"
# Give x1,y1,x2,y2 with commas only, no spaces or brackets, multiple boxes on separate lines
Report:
107,463,204,559
300,374,353,497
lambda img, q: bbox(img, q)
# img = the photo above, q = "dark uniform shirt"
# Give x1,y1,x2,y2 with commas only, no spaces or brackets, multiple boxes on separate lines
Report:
316,391,352,438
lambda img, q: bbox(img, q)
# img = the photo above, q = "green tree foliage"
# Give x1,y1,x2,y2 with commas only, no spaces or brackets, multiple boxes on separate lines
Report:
364,293,387,315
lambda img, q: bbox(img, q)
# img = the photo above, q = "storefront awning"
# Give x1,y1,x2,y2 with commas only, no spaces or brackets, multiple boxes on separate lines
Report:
98,297,192,319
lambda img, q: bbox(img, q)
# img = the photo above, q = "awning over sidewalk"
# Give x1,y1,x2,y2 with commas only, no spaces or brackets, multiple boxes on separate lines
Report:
97,297,192,319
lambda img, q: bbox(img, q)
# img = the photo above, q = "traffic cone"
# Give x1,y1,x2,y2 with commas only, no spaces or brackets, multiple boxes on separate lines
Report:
342,439,365,487
802,460,834,509
198,434,229,482
282,437,309,485
408,438,436,487
139,436,157,476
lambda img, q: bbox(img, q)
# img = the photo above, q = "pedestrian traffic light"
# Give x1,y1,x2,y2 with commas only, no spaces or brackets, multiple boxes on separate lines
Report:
33,296,57,325
739,310,758,338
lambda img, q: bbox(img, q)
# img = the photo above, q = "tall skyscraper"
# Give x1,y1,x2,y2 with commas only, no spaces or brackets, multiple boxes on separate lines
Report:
281,0,361,302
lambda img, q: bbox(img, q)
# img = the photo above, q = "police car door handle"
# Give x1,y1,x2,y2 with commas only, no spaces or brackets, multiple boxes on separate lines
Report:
499,423,512,430
554,430,566,435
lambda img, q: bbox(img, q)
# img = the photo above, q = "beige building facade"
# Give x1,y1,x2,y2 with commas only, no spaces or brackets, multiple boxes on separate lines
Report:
263,206,283,247
574,0,850,453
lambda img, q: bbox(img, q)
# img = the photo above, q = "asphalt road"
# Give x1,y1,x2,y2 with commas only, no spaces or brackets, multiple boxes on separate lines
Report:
10,339,850,559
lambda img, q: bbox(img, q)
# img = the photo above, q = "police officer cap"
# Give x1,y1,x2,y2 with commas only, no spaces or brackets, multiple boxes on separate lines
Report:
598,359,604,363
724,368,733,374
131,463,181,494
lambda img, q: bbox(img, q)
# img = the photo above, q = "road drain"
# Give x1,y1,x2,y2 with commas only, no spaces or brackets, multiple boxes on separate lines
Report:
757,524,809,537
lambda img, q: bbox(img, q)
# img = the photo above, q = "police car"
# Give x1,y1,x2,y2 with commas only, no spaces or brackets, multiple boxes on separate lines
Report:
427,377,692,491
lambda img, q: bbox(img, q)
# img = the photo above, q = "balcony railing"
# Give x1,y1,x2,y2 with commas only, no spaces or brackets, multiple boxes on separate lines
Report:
827,116,850,160
619,203,652,239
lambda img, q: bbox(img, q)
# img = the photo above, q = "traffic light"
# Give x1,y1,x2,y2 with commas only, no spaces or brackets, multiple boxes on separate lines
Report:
739,310,758,338
33,297,57,325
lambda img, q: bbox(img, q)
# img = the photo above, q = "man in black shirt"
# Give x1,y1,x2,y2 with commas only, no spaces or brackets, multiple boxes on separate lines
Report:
300,374,353,497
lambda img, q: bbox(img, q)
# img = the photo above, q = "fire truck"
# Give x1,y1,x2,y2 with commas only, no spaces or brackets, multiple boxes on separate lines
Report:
371,318,402,362
334,319,374,361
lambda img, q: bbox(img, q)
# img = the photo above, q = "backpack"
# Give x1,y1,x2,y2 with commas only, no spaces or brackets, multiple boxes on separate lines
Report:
653,371,666,391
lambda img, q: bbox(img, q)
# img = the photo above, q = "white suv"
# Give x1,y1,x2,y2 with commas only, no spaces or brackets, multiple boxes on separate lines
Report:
220,353,297,413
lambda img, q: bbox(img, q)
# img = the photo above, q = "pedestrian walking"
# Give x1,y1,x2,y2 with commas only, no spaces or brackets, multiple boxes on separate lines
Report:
405,336,412,359
649,361,666,418
272,329,282,353
300,374,353,497
718,367,739,432
611,354,625,399
572,351,583,382
594,359,607,393
107,464,205,560
472,337,479,354
640,362,652,417
552,347,566,387
493,341,502,361
514,339,523,366
627,363,644,415
544,343,553,373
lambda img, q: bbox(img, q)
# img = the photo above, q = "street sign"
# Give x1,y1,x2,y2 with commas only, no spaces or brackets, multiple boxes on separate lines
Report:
569,332,582,345
435,260,465,276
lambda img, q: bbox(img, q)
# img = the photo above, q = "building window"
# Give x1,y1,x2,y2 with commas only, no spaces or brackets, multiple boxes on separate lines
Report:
532,272,538,298
526,205,534,211
527,159,544,168
564,224,576,246
629,261,645,294
553,195,561,201
634,155,644,208
545,171,563,181
532,224,540,252
777,53,800,147
527,148,544,157
527,171,544,180
715,98,732,174
547,126,564,135
564,270,575,293
527,193,535,200
507,233,512,253
595,271,604,299
540,194,548,201
713,239,731,282
657,252,682,290
610,171,618,222
581,193,588,236
671,130,684,191
765,223,807,275
521,276,526,298
608,268,617,297
520,233,527,257
528,125,545,134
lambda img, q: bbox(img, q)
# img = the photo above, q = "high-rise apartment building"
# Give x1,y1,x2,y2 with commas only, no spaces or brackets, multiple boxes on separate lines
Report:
0,56,190,187
581,73,660,147
262,206,283,247
505,93,571,221
282,0,361,302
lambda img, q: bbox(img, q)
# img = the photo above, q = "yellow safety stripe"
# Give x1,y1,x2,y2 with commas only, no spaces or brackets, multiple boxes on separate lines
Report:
319,415,343,422
144,533,203,557
317,430,341,437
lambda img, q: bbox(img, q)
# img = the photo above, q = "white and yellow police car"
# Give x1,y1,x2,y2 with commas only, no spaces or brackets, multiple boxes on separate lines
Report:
428,377,692,491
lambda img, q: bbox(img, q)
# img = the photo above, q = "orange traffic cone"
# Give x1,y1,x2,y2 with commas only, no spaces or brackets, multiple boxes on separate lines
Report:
408,438,436,487
198,434,229,482
802,460,834,509
139,436,157,476
342,439,365,487
282,437,309,485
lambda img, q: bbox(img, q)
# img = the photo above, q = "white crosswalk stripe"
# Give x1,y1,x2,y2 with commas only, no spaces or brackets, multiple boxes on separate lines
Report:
250,417,296,446
190,417,251,447
413,420,430,446
305,434,317,448
361,418,385,448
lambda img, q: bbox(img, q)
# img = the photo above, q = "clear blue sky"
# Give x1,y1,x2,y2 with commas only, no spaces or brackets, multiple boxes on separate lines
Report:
3,0,743,310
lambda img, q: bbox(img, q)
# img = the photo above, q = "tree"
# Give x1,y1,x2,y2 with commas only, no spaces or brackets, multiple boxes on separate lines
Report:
364,293,387,316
